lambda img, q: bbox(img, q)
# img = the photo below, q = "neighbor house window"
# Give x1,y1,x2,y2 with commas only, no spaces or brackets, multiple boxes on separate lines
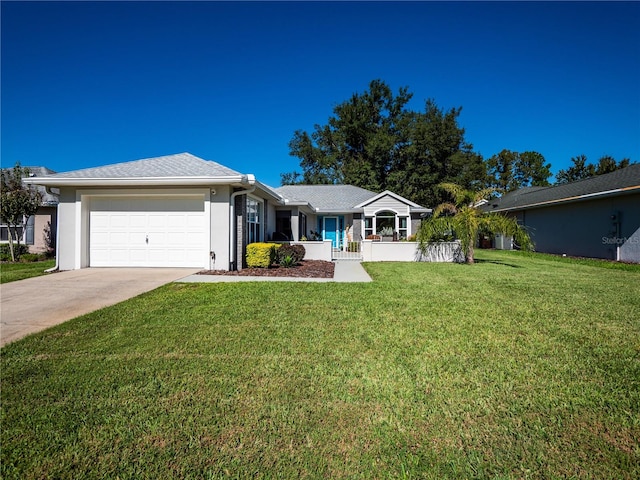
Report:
0,224,25,243
247,197,263,244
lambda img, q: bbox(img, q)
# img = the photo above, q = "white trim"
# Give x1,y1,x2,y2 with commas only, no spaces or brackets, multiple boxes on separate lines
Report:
76,188,211,268
492,185,640,212
355,190,428,210
24,176,251,188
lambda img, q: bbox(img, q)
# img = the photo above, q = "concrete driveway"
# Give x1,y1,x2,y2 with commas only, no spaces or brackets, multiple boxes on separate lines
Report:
0,268,199,347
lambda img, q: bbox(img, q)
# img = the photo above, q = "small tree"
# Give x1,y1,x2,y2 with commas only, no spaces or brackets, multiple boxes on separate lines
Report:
0,163,42,261
417,183,533,264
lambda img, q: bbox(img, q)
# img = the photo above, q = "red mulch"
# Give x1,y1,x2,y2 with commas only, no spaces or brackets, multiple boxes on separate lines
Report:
198,260,335,278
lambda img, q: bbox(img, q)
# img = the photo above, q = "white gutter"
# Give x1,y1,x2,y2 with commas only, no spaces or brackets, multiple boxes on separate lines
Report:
229,174,256,270
44,204,61,273
23,175,251,187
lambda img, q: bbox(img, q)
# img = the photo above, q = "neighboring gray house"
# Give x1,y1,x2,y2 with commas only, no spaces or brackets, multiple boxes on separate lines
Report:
485,164,640,263
1,166,58,254
24,153,430,270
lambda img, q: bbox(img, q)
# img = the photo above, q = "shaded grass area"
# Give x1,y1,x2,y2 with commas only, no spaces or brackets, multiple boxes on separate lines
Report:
0,259,55,284
2,250,639,479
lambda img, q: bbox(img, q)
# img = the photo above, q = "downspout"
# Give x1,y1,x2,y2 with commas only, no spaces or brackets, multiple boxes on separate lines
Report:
229,176,256,270
45,203,60,273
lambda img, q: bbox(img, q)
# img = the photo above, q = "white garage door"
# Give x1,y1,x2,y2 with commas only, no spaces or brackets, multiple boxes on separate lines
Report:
90,196,206,267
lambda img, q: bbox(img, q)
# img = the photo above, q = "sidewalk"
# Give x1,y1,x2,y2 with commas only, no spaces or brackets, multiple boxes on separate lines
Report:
176,261,372,283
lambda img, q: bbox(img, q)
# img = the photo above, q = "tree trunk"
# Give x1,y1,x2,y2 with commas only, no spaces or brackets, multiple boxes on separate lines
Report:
466,244,475,264
7,226,17,262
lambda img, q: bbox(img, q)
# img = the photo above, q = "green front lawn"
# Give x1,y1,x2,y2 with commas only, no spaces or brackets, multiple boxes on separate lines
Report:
0,259,56,284
2,251,639,479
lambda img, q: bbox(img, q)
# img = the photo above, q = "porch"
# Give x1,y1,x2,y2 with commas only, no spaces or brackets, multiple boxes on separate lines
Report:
291,240,463,263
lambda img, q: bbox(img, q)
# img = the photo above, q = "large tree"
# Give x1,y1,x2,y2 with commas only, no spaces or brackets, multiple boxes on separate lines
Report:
282,80,485,207
0,163,42,261
555,155,633,184
486,149,552,192
417,183,533,264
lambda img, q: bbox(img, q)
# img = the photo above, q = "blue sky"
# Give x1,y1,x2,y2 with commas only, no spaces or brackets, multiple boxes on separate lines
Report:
2,1,639,187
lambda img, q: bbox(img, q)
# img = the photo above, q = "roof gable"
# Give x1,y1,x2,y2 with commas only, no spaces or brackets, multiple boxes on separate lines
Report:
355,190,428,210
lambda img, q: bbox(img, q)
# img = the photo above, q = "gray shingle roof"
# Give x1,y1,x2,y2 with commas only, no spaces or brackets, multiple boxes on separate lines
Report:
275,185,378,211
46,153,242,179
487,163,640,212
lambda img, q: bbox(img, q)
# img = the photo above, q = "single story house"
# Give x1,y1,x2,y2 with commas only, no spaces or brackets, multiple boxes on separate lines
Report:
484,163,640,263
25,153,430,270
1,166,58,254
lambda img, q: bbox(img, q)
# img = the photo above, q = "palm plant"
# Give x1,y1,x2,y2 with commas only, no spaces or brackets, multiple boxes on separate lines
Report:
418,183,533,264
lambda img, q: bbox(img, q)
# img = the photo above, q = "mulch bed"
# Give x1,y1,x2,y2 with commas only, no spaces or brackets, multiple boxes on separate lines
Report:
198,260,335,278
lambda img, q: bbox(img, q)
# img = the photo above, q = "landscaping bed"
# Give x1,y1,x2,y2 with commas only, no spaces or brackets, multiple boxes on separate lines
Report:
198,259,334,278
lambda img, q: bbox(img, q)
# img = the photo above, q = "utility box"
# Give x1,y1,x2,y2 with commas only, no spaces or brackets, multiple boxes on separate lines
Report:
494,234,513,250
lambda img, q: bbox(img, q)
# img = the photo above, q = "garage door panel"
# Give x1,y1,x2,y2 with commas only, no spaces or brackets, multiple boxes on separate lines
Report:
90,195,206,267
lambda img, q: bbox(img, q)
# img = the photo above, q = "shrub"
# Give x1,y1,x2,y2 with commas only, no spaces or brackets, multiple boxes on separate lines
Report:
279,255,296,268
20,253,46,263
276,244,305,265
246,243,280,268
0,243,30,262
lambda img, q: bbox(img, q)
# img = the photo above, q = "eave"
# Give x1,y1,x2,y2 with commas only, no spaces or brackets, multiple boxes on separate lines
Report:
491,184,640,213
23,175,253,188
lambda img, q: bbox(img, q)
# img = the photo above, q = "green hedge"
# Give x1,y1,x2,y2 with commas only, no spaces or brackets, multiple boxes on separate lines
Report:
246,243,281,268
276,244,306,265
0,244,30,261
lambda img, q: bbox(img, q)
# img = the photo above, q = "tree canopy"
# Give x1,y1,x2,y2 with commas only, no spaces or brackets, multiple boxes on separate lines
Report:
282,79,635,204
282,80,486,207
555,155,633,184
0,163,42,261
486,149,552,192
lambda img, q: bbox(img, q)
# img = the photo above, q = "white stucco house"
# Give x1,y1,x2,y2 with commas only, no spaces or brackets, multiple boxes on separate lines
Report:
25,153,431,270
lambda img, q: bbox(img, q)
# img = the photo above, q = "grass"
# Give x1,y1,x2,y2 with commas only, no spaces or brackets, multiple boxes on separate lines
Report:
0,259,55,283
1,250,639,479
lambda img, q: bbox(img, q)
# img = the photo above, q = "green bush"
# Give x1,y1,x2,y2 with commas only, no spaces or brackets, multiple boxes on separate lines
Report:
246,243,280,268
0,243,30,261
19,253,49,262
276,244,305,265
279,255,296,268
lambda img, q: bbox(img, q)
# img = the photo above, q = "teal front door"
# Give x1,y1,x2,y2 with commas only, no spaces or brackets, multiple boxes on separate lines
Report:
324,217,339,248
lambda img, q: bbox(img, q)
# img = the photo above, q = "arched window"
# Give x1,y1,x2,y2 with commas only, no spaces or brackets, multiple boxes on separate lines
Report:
376,211,395,235
363,210,411,240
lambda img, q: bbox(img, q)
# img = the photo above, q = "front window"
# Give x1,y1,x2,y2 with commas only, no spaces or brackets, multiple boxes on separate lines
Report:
398,216,408,240
363,211,410,240
364,217,374,238
247,197,263,243
299,212,307,240
376,211,395,235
